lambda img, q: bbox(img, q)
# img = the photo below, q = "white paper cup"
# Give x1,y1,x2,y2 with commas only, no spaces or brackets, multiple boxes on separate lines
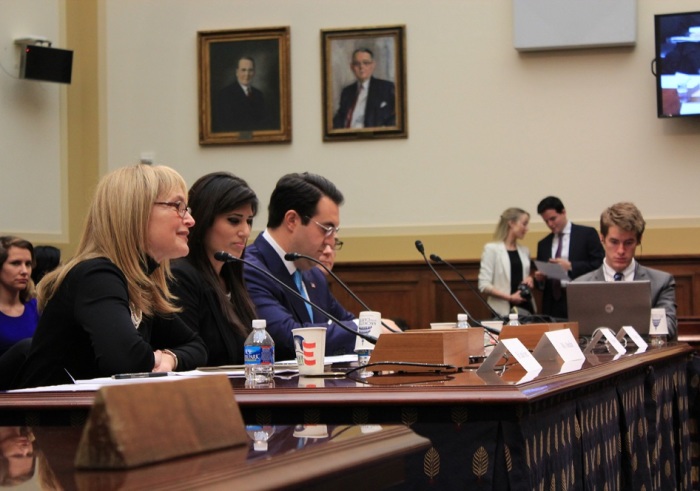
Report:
292,327,327,375
355,311,382,351
298,376,325,388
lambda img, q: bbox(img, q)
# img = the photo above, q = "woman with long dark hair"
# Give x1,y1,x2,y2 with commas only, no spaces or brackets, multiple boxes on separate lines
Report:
171,172,258,366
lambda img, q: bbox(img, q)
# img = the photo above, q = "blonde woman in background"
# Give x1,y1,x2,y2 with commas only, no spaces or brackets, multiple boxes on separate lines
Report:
478,207,536,318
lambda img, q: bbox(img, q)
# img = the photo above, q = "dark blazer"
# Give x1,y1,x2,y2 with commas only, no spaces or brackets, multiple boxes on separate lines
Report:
332,77,396,129
170,258,247,366
211,82,267,132
536,223,604,319
243,233,357,361
12,258,207,389
575,264,678,340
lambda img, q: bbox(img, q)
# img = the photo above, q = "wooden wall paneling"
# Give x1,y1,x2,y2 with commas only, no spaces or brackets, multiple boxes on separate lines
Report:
330,256,700,333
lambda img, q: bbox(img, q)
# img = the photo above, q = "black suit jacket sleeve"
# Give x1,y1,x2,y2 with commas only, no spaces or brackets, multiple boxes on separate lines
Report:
536,224,604,280
568,224,605,279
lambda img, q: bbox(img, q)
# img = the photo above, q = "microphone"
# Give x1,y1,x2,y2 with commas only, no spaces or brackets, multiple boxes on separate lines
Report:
414,241,500,336
284,252,400,333
429,253,505,322
214,251,377,344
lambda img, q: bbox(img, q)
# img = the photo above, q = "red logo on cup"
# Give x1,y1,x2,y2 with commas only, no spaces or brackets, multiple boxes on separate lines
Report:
303,341,317,365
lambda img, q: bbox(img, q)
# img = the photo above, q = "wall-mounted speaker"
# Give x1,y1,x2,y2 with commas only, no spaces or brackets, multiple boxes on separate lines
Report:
19,45,73,84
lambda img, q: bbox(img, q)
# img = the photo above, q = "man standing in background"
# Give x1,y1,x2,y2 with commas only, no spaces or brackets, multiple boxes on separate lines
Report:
534,196,604,319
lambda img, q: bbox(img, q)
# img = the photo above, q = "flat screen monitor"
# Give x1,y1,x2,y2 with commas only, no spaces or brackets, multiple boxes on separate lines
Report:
654,11,700,118
19,45,73,84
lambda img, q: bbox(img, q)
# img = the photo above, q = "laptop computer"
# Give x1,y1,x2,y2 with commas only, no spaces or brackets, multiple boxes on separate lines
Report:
566,280,652,336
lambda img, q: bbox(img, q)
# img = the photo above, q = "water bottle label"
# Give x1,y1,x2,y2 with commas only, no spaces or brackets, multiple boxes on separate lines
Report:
244,345,262,365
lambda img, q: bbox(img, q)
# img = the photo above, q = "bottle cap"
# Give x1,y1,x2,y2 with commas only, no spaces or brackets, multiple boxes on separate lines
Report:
457,314,468,321
252,319,266,329
508,313,518,320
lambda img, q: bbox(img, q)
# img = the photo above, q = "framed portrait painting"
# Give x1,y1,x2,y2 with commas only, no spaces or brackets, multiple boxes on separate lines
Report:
322,25,407,142
198,27,291,145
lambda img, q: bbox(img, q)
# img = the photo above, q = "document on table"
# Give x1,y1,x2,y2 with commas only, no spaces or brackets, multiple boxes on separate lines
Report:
6,355,359,392
534,260,569,281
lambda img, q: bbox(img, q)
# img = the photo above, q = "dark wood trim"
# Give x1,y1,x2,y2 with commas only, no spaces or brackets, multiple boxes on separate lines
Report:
0,345,691,413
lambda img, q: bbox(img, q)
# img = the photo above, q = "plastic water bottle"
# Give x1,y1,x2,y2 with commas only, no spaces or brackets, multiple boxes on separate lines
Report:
244,319,275,385
507,313,520,326
456,313,469,328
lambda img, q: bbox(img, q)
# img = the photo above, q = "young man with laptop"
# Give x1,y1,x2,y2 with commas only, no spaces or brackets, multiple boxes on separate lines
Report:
573,202,677,339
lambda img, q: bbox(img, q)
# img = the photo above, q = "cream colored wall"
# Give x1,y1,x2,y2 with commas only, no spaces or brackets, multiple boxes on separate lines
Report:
0,0,68,243
22,0,700,261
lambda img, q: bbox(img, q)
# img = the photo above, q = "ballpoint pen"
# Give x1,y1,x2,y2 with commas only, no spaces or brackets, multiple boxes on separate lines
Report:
112,372,169,379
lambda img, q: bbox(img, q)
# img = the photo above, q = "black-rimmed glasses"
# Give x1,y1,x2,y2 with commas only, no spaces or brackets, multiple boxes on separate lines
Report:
305,216,340,237
155,201,192,218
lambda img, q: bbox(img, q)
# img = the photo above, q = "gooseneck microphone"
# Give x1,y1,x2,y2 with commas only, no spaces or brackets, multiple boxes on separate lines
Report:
414,241,500,336
429,253,505,322
214,251,377,344
284,252,400,333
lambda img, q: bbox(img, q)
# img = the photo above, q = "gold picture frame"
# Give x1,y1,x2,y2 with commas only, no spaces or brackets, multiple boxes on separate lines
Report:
322,25,407,142
198,27,291,145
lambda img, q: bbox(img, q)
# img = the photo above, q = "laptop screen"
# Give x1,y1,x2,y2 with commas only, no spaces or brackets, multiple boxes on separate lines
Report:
566,281,652,336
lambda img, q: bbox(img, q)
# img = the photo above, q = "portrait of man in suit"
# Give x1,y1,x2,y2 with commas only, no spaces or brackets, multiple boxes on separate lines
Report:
332,48,396,129
199,28,290,145
322,26,406,140
211,56,267,133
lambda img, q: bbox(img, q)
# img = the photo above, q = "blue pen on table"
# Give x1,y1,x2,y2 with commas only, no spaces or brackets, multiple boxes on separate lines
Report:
112,372,169,380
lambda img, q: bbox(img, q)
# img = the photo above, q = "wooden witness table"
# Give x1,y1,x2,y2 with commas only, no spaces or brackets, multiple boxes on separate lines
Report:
0,344,696,490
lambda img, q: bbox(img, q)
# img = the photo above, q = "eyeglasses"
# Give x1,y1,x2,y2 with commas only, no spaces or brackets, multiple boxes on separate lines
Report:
155,201,192,218
333,238,344,251
351,60,374,67
305,216,340,237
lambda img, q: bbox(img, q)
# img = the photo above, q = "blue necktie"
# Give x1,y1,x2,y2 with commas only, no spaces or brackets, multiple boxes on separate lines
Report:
613,272,623,281
293,270,314,322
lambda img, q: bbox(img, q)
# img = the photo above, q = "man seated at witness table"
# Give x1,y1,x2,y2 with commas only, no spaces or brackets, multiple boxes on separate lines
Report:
243,172,396,360
575,202,677,339
317,238,342,276
534,196,604,320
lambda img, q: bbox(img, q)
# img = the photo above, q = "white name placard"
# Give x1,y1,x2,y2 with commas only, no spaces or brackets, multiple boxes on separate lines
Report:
617,325,648,353
584,328,627,355
532,329,585,363
477,337,542,375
